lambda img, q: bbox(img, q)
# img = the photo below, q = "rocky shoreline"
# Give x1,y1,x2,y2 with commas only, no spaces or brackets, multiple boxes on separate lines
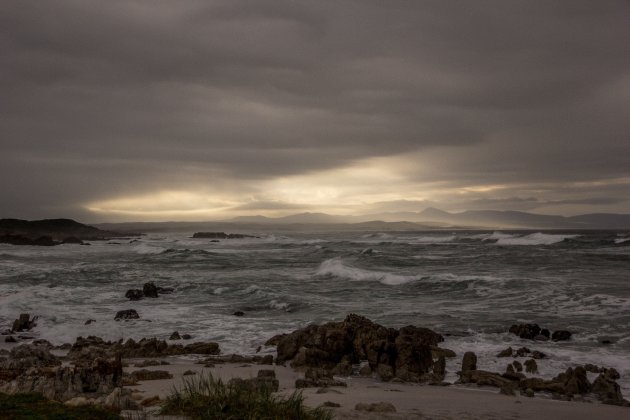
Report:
1,312,628,418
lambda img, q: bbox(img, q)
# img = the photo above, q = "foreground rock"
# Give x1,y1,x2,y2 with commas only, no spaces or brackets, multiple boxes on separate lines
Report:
266,314,446,383
0,343,121,402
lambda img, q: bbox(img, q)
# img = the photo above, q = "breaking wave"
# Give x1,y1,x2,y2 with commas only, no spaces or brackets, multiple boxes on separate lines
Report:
316,258,421,285
495,232,579,246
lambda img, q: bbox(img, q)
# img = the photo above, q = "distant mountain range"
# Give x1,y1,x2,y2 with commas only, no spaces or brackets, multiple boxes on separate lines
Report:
230,208,630,229
95,208,630,232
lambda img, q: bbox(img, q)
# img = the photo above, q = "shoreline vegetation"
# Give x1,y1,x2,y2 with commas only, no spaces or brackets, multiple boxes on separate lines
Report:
1,312,628,419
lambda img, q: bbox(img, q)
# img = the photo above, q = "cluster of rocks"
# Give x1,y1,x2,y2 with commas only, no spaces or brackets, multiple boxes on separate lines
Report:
124,281,174,301
458,351,628,406
266,314,449,383
68,335,220,359
509,323,572,341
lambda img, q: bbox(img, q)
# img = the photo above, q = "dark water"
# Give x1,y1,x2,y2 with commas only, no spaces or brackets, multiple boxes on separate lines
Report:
1,230,629,391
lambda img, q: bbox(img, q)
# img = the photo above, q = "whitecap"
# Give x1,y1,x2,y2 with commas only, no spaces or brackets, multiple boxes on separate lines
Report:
316,258,421,285
132,243,165,254
495,232,578,246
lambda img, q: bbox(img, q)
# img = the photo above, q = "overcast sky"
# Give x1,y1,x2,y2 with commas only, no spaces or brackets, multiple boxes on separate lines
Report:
2,0,629,221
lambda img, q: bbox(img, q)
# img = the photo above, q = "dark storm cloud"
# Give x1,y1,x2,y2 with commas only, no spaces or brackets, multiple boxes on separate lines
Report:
1,0,630,219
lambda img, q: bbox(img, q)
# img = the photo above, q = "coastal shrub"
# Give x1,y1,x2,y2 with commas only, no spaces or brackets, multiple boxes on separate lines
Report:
0,392,120,420
161,373,333,420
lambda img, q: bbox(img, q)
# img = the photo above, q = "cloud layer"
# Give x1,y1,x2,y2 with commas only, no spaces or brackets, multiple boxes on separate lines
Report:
2,1,629,220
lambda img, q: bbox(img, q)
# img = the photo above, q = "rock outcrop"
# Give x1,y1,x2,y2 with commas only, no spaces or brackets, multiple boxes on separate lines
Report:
11,314,38,332
267,314,445,382
124,282,174,300
0,344,121,402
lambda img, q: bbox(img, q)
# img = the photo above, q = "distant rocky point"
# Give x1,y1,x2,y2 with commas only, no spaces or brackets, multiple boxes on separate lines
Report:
0,218,140,246
192,231,257,239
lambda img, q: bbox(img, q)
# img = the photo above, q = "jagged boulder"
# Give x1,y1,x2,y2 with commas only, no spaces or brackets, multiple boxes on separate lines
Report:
142,282,159,298
125,289,143,301
114,309,139,320
269,314,444,383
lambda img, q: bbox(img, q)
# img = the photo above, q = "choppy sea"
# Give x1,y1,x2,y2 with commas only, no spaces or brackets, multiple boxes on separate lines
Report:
1,230,629,393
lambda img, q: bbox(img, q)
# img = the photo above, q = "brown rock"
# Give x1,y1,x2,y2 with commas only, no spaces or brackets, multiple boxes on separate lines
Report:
355,402,397,413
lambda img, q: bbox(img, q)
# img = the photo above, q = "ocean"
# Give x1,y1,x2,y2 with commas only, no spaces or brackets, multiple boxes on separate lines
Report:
1,230,629,393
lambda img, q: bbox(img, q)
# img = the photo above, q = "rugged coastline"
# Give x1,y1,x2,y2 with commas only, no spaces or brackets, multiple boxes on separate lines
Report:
1,312,627,419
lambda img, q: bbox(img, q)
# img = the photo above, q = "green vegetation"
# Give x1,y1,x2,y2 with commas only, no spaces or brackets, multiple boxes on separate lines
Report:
0,392,120,420
161,373,333,420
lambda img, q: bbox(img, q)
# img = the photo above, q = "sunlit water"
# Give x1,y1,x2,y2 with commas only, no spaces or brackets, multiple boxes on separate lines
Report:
1,230,629,394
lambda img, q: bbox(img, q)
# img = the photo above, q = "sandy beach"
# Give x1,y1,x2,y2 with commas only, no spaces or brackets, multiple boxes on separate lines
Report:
122,355,629,420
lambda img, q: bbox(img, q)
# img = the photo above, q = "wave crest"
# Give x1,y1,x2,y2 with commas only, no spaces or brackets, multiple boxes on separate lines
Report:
316,258,421,285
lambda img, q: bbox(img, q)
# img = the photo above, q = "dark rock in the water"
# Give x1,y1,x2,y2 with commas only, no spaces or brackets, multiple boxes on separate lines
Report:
600,339,613,345
512,361,523,372
461,352,477,372
170,331,181,340
322,401,341,408
531,350,546,359
183,370,196,376
270,314,443,383
355,402,397,413
181,334,192,340
524,359,538,373
540,328,551,338
5,336,17,343
233,311,245,316
497,347,513,357
84,319,96,325
125,289,143,301
143,282,159,298
130,369,173,381
360,248,374,255
515,347,530,357
11,314,37,332
509,324,541,340
533,335,549,341
552,330,572,341
115,309,139,320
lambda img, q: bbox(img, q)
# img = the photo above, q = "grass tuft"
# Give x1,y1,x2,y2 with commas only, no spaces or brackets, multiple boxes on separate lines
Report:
160,372,333,420
0,392,120,420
